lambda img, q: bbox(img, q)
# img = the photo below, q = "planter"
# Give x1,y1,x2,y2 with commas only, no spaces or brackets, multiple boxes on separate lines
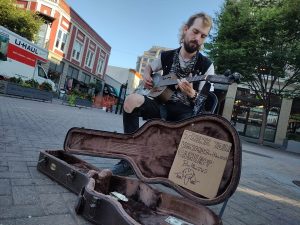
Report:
75,97,92,107
4,81,53,102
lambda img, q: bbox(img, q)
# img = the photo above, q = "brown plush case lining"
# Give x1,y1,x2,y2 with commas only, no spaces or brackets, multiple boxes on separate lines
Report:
64,115,242,206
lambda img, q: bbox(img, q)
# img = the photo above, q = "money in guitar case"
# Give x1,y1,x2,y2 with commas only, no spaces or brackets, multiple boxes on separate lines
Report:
37,114,242,225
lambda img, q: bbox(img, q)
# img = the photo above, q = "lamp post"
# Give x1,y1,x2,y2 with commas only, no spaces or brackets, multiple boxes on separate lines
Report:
115,82,127,114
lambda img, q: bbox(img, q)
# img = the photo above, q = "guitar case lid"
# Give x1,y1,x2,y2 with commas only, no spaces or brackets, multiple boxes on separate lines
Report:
63,114,242,206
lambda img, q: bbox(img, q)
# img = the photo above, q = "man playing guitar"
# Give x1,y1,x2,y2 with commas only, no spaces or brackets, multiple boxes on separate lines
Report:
113,12,215,175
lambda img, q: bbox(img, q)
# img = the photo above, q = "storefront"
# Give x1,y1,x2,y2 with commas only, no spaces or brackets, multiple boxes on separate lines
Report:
232,89,281,142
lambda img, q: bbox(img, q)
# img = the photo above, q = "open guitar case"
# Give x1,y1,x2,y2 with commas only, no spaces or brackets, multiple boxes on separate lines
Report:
37,114,242,225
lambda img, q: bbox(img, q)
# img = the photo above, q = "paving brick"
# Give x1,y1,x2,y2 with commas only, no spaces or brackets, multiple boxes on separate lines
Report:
237,212,272,225
10,179,35,186
11,178,54,186
1,95,300,225
28,167,46,179
8,162,28,173
26,162,38,167
61,192,77,203
265,208,300,225
0,219,16,225
222,216,247,225
15,214,76,225
0,196,13,206
0,166,9,172
35,184,69,194
12,186,39,205
0,161,8,167
0,172,31,179
0,205,44,219
39,194,70,215
0,179,11,195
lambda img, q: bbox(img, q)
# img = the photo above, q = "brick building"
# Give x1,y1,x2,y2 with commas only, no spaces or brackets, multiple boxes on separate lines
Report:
16,0,111,93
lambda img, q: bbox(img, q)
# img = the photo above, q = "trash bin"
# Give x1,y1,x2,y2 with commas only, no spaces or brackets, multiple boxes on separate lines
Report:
59,89,66,99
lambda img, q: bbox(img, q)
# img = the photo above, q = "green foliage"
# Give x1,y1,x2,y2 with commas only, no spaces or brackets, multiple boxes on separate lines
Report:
24,79,39,89
0,0,44,41
209,0,300,143
9,76,23,84
39,82,53,91
21,82,32,88
209,0,300,89
290,114,300,122
67,94,76,106
69,89,83,98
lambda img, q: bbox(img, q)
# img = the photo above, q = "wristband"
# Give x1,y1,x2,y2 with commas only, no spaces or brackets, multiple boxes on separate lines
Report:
189,91,198,102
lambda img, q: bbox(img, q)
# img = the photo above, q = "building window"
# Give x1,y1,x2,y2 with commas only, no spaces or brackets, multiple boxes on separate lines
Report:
82,72,91,84
96,58,105,74
85,50,94,68
55,29,68,52
48,61,65,83
49,61,65,74
72,40,83,61
67,66,79,79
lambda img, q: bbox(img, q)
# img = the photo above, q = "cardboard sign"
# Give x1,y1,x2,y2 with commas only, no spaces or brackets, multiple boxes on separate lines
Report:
168,130,231,198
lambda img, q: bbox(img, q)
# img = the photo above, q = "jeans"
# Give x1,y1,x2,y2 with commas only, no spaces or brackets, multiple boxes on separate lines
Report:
123,96,193,134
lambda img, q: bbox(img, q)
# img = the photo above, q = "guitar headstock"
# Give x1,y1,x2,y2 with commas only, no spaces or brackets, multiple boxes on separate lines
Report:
224,69,241,84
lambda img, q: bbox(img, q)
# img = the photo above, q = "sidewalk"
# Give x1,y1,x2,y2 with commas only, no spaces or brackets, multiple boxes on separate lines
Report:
0,95,299,225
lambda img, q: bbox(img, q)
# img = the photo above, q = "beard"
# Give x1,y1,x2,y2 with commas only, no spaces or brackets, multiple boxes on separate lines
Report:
183,39,200,53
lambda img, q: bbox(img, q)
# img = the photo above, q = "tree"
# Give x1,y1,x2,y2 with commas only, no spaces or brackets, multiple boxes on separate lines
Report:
0,0,44,41
208,0,300,144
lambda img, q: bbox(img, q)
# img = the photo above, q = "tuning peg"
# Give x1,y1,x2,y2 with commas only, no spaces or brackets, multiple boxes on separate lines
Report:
233,72,241,83
229,72,241,83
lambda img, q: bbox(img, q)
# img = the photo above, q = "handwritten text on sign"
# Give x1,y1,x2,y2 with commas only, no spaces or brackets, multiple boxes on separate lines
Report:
168,130,231,198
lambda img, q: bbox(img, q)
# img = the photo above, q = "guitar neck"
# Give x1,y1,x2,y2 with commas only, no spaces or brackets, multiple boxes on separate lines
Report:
157,74,233,87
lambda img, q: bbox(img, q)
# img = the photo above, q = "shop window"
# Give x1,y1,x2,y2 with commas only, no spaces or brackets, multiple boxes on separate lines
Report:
48,61,65,83
82,72,91,84
67,66,79,79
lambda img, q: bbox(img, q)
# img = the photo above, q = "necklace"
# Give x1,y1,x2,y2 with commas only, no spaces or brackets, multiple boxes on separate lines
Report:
179,53,191,63
172,49,198,78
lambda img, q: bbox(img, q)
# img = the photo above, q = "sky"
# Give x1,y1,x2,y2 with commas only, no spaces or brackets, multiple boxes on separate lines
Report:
66,0,224,69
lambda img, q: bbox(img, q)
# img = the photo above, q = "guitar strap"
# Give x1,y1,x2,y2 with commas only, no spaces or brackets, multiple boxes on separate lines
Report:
193,82,211,116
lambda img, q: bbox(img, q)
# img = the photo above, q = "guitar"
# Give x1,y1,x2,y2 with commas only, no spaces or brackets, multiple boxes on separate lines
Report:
135,72,241,102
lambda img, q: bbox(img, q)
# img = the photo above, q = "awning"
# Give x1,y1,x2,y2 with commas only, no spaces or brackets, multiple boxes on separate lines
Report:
103,84,118,97
37,12,55,23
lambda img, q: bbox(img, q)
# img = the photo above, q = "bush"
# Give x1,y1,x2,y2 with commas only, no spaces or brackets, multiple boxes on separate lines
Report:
39,82,53,91
67,94,76,106
9,77,23,84
24,79,39,89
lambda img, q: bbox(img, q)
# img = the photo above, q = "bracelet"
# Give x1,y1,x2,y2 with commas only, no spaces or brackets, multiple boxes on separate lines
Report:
189,91,198,101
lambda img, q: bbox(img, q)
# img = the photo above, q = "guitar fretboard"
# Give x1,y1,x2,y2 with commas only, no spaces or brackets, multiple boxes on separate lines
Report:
156,74,233,87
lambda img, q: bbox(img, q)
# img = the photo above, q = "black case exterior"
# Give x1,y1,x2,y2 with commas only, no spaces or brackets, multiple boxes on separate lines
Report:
37,150,95,194
37,115,241,225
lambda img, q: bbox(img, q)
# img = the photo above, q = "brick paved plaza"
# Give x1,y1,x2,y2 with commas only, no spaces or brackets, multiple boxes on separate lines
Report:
0,96,299,225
